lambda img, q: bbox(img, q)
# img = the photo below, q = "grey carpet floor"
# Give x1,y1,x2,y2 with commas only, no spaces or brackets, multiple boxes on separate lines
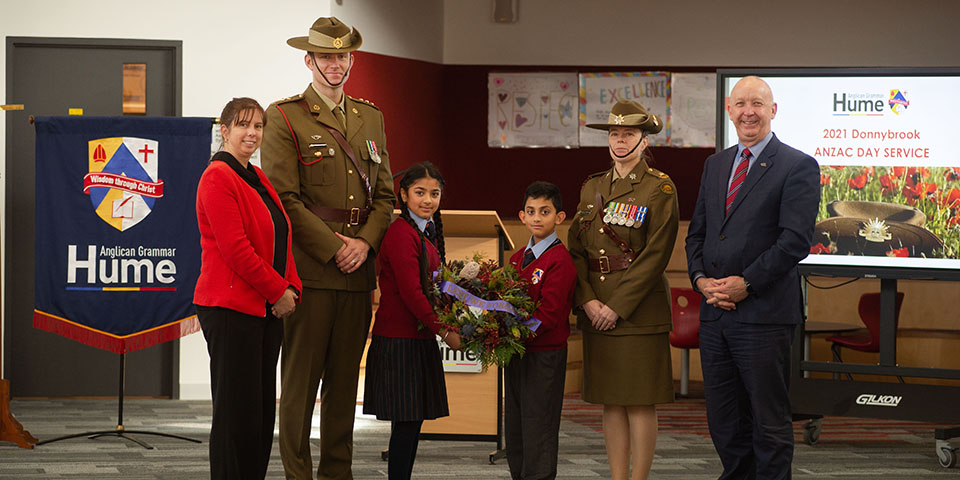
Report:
1,397,958,479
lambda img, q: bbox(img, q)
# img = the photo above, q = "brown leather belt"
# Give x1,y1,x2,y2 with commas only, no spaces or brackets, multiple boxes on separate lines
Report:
588,252,637,274
307,205,370,226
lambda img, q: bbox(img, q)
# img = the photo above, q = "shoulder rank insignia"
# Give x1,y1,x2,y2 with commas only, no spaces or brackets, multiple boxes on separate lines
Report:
660,184,674,195
274,93,303,105
348,95,380,110
580,171,606,189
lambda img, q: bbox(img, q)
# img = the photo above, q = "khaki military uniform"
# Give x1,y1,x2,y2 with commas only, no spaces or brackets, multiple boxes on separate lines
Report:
567,159,679,405
261,84,394,480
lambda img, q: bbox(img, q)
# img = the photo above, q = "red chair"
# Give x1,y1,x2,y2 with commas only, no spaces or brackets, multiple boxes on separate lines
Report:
826,292,905,383
669,288,701,396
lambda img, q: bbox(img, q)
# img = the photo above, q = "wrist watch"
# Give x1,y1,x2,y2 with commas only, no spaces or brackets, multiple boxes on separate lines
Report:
743,278,754,294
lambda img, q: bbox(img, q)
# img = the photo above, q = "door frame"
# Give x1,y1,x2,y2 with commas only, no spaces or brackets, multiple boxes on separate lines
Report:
4,37,183,396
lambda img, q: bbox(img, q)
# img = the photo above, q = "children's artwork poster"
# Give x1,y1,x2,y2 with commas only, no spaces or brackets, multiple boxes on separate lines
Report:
488,72,579,148
669,73,716,148
579,72,670,147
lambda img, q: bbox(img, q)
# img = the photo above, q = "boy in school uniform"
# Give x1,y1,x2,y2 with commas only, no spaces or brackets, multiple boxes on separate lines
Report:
506,181,578,480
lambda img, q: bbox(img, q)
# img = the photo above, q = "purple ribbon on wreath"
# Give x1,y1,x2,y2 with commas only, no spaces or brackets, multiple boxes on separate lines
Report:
438,280,540,332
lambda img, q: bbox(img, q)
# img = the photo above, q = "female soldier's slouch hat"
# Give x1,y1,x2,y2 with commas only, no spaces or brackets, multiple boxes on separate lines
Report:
586,99,662,134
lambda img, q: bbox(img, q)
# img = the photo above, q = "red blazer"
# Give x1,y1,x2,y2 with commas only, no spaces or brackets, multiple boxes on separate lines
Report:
373,218,442,339
509,241,576,353
194,160,301,317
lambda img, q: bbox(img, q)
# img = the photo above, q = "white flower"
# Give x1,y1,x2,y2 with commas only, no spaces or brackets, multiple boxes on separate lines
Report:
468,305,486,318
459,261,481,280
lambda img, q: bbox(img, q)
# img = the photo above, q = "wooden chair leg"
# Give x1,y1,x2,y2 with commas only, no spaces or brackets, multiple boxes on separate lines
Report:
680,348,690,396
0,379,37,449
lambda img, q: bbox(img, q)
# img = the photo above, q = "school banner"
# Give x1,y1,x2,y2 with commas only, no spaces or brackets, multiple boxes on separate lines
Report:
488,72,579,148
579,72,671,147
33,116,210,354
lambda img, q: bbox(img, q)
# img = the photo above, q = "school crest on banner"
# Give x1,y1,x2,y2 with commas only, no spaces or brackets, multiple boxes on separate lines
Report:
33,117,210,354
83,137,164,231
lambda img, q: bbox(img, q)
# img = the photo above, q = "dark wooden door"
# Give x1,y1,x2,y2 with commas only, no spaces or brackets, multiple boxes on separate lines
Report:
4,38,182,397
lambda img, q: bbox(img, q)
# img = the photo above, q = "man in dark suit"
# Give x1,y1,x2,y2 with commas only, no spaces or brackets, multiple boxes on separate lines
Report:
685,76,820,480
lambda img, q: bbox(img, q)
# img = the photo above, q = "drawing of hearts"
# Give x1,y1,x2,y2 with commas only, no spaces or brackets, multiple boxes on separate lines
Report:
515,114,528,128
541,96,549,103
516,96,527,108
494,77,504,86
497,92,509,103
498,120,507,129
560,81,570,91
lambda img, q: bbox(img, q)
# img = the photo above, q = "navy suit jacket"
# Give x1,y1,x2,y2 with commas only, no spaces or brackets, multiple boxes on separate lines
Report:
685,133,820,325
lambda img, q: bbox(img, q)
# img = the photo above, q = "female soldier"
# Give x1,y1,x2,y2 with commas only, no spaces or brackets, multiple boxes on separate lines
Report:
567,99,679,480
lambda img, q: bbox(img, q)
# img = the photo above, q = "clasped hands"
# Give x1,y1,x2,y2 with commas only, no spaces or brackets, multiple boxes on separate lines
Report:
271,287,299,318
335,232,370,274
583,299,619,331
696,275,749,311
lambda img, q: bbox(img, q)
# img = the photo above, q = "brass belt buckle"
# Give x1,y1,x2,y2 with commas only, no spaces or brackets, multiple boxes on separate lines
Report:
349,207,361,225
598,255,610,274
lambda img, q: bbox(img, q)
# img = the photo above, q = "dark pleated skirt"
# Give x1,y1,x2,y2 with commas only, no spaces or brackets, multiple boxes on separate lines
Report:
363,335,449,421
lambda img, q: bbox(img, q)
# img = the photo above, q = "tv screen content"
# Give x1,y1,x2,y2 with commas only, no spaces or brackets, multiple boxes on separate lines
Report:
718,69,960,279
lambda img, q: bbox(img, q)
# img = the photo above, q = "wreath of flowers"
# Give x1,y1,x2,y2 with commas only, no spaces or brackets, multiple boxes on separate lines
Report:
430,253,539,369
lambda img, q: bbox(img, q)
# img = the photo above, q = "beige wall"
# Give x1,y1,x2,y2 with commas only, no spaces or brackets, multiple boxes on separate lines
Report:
443,0,958,67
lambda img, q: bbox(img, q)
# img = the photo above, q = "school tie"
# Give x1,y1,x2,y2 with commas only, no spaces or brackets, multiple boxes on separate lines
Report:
424,221,436,243
522,248,536,269
726,148,751,215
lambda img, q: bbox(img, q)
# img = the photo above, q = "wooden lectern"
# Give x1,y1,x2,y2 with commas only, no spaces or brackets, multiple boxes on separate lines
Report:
418,211,514,458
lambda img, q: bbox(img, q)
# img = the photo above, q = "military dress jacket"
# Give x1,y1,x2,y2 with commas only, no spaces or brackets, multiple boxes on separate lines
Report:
261,84,394,291
567,159,680,336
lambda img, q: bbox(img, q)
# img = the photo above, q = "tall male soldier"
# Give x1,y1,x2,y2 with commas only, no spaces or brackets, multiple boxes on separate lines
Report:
685,76,819,480
261,17,394,480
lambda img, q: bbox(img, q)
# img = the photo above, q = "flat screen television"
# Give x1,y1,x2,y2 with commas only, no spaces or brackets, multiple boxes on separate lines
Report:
717,69,960,280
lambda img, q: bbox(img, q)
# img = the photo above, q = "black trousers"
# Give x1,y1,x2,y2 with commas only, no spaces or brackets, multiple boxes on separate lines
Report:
505,348,567,480
699,314,796,480
198,306,283,480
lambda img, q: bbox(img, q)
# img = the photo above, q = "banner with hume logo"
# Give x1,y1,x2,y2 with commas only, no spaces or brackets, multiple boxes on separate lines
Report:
33,116,210,354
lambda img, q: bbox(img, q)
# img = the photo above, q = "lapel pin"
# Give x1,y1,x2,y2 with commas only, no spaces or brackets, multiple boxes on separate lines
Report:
311,135,322,140
352,107,359,114
760,162,767,167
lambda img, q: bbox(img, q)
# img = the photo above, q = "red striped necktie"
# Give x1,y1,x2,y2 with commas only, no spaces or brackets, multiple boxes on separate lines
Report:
726,148,751,215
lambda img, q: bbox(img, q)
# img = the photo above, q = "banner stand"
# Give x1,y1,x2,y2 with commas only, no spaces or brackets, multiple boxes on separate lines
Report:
35,353,201,449
0,379,37,448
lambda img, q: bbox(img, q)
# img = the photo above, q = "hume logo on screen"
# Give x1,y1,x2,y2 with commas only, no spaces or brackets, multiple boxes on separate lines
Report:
832,92,886,116
889,89,910,115
82,137,165,231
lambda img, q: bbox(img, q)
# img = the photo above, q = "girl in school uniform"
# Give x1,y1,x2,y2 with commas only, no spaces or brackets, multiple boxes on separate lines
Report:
363,162,462,480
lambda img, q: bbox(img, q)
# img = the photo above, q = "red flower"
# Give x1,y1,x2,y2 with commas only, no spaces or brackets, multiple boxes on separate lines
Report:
939,188,960,209
830,165,845,170
891,166,907,177
861,166,875,179
886,248,909,257
820,173,831,185
948,216,960,228
945,167,960,182
879,174,899,196
810,243,832,254
902,182,938,205
905,167,931,188
847,174,868,189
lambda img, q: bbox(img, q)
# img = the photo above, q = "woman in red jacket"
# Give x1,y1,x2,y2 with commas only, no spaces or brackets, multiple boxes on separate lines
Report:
363,162,461,480
194,97,301,480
